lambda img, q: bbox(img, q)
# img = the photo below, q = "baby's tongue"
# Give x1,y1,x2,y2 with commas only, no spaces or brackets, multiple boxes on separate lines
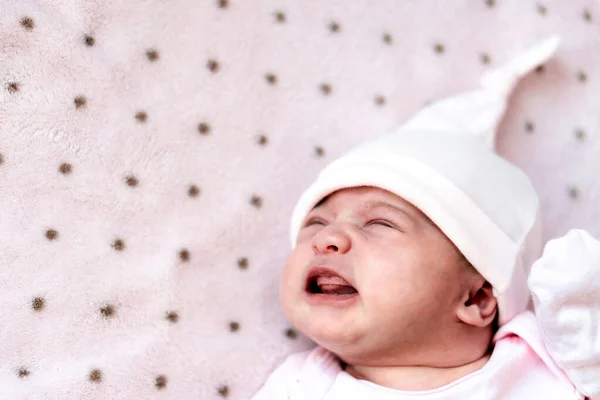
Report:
317,276,357,295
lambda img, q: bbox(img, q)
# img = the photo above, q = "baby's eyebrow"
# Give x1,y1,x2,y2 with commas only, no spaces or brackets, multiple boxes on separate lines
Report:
363,201,418,223
309,198,420,227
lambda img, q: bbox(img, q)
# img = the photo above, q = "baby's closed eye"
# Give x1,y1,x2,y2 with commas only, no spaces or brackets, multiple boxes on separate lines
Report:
304,218,327,227
366,219,397,229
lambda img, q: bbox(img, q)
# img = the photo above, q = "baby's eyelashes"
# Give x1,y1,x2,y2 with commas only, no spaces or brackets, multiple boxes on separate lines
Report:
366,219,396,229
304,218,327,227
303,217,401,232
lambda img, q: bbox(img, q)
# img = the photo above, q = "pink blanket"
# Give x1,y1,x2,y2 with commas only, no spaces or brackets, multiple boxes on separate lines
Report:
1,0,599,398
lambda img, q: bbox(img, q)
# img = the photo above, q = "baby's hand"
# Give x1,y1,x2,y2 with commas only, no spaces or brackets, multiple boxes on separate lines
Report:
528,229,600,399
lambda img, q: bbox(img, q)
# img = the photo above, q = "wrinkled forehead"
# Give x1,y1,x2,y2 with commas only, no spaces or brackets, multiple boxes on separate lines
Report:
307,186,473,266
308,186,432,224
312,186,404,208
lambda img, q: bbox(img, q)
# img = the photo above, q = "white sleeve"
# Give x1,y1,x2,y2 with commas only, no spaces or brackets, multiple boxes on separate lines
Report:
250,351,311,400
528,229,600,400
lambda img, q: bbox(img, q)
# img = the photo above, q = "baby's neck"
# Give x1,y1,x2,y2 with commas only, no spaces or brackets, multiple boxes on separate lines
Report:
343,352,491,391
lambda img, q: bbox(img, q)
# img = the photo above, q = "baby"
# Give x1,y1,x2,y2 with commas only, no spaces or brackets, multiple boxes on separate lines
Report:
252,36,600,399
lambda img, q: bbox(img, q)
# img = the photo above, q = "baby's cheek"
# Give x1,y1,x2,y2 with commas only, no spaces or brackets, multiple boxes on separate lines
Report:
361,275,404,309
280,263,299,297
279,266,302,324
280,251,308,298
362,265,431,310
364,257,420,292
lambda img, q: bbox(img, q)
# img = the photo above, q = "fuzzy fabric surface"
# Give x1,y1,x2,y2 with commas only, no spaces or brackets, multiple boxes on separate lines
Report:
0,1,598,399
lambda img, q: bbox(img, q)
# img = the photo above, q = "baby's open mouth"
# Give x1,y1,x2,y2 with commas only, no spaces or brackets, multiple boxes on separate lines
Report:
306,271,358,295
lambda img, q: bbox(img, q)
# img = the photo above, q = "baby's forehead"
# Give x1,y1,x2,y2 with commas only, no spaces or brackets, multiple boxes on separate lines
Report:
312,187,427,221
314,187,411,210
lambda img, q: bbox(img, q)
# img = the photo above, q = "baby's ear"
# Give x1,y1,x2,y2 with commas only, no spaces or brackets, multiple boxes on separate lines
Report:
456,279,497,328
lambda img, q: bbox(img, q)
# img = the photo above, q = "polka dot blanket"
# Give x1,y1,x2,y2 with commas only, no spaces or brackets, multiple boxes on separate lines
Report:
0,0,599,398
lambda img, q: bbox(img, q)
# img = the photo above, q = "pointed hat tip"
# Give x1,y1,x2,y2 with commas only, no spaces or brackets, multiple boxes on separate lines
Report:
395,35,562,149
481,35,562,94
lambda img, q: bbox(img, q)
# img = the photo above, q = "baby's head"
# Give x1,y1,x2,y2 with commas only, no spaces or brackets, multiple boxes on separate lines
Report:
282,185,498,368
279,35,558,374
280,128,542,369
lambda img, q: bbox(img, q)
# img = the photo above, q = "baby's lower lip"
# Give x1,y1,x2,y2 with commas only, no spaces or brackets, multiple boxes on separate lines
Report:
304,292,359,308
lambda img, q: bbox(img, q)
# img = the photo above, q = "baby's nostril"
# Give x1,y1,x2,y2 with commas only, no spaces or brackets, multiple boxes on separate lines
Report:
327,245,338,252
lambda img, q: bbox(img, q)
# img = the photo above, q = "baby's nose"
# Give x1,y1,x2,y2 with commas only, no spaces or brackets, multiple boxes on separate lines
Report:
312,225,351,255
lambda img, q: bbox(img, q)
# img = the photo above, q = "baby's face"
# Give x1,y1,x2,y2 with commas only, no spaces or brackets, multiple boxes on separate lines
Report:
281,187,473,364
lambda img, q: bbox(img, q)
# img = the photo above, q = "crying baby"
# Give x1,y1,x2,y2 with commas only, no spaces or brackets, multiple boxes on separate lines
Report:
251,36,596,399
282,185,498,390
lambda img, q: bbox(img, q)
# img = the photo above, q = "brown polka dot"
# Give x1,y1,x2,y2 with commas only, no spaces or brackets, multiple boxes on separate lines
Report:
568,186,580,200
584,9,592,22
383,32,393,45
89,369,102,383
315,147,325,157
480,53,491,65
135,111,148,123
179,248,190,262
7,82,20,93
74,96,87,109
18,367,30,378
537,4,547,15
274,11,286,23
285,328,298,339
218,0,229,8
188,185,200,197
485,0,495,7
257,135,268,146
20,16,34,30
229,321,240,332
59,163,72,175
218,385,229,397
575,128,586,141
250,195,262,208
166,311,179,323
84,35,95,46
265,73,278,85
320,83,332,95
535,65,545,74
0,154,4,166
237,257,248,270
434,43,445,54
125,175,139,187
525,121,535,133
198,122,211,135
112,238,125,252
155,375,167,390
46,229,58,241
328,21,341,33
577,70,588,83
375,95,386,106
32,297,45,311
100,305,114,317
146,49,159,62
207,59,220,73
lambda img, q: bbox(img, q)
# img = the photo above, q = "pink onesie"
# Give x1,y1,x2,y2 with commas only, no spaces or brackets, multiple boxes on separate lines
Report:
252,312,585,399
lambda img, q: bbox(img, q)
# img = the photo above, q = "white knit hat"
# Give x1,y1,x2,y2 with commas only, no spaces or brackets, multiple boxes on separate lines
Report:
290,36,561,325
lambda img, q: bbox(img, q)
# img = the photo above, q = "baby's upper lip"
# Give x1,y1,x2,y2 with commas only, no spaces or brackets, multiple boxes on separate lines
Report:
305,265,355,290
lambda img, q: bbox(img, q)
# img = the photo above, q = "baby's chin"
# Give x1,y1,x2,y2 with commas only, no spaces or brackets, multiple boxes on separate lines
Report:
287,310,389,366
281,289,369,350
295,314,367,351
